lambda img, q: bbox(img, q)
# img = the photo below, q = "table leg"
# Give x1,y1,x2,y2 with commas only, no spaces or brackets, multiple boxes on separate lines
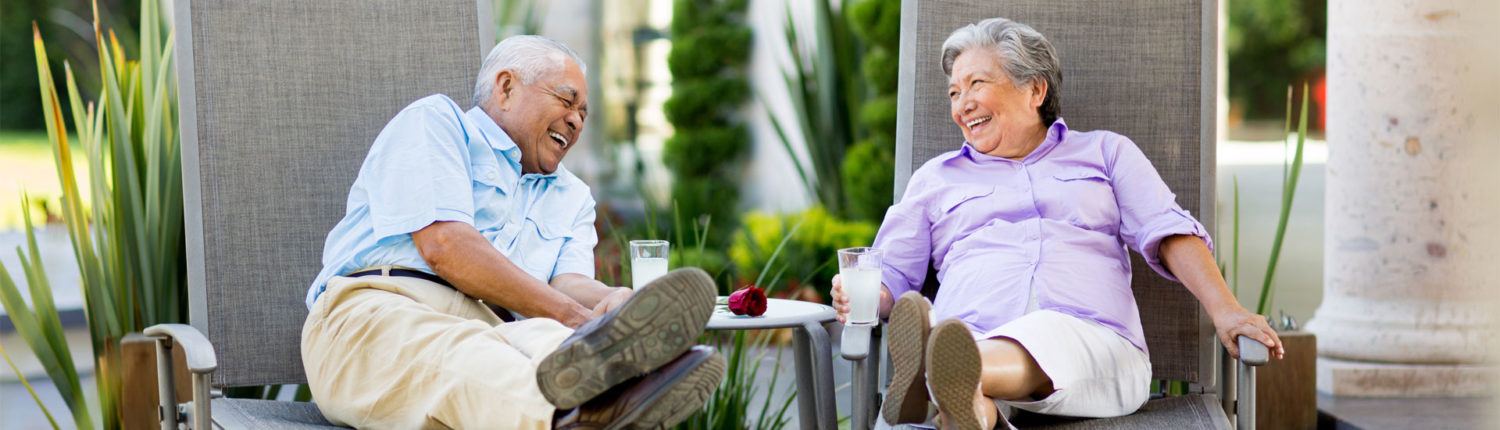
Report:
801,321,838,430
793,327,819,430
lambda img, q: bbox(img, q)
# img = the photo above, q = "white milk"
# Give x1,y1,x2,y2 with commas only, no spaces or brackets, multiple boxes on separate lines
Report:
842,267,882,325
632,257,669,290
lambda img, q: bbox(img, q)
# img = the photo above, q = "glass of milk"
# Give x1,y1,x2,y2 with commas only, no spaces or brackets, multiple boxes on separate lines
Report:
629,240,670,290
837,247,883,326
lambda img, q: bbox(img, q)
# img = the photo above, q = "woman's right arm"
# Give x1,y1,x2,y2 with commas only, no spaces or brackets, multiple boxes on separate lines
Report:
832,175,936,323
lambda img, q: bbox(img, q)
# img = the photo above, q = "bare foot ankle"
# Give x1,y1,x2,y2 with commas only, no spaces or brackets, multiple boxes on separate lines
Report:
974,385,997,429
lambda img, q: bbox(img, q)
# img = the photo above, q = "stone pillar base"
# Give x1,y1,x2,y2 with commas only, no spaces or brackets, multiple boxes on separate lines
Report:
1317,357,1496,398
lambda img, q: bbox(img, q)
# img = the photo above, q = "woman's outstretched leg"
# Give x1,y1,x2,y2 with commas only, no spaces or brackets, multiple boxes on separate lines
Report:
976,337,1053,401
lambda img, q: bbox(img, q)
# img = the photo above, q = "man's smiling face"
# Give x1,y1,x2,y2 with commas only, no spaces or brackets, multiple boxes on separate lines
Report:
489,57,589,174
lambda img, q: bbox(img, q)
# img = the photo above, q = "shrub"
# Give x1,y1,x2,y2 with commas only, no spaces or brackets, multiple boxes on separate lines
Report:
664,0,752,243
729,207,877,302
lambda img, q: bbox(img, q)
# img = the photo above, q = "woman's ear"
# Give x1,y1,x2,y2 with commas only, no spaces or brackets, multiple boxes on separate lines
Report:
1029,77,1048,109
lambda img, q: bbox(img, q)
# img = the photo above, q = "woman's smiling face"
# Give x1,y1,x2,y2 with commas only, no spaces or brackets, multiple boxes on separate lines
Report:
948,48,1048,160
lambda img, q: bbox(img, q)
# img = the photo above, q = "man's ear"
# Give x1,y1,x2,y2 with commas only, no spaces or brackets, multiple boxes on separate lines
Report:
494,70,517,112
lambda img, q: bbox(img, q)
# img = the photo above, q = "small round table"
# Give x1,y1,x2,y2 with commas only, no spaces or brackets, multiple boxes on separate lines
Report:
707,298,838,430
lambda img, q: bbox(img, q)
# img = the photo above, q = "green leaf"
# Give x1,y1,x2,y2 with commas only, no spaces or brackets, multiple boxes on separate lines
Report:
1257,84,1310,315
0,343,61,429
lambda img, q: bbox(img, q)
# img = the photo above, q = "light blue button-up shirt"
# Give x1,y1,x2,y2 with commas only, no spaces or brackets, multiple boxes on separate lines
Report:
873,119,1209,356
306,94,597,308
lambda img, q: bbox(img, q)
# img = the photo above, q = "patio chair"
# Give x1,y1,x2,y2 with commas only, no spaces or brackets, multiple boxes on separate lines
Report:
838,1,1269,429
143,0,493,428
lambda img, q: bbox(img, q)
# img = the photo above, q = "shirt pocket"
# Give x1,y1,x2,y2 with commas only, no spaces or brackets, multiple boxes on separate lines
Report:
932,184,996,236
1052,170,1118,230
519,215,574,280
938,184,995,214
470,166,516,228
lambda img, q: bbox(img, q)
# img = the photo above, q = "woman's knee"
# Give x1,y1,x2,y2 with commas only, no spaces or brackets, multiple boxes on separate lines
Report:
977,338,1053,400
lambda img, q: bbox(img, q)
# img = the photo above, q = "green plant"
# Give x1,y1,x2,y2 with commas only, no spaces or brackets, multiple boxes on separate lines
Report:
0,1,182,428
1218,84,1310,315
1254,84,1310,314
493,0,543,40
840,0,901,222
764,0,862,218
1226,0,1325,121
663,0,753,244
605,198,797,429
729,207,876,302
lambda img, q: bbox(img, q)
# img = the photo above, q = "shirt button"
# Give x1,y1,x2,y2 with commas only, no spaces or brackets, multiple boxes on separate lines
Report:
487,173,495,179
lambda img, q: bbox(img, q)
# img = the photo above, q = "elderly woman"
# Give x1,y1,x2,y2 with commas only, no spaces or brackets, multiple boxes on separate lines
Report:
830,17,1284,430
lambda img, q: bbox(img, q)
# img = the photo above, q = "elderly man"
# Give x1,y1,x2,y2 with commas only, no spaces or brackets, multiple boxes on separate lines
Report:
300,35,722,429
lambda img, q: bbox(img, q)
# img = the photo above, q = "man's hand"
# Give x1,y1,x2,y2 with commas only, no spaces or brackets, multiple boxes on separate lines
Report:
414,221,592,326
1211,304,1285,360
590,287,632,318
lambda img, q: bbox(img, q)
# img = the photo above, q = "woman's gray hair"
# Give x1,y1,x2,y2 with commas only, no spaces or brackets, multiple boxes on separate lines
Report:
941,18,1062,125
473,35,587,108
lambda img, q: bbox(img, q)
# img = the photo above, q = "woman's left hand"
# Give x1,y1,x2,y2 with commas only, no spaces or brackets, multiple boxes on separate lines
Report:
1210,305,1284,360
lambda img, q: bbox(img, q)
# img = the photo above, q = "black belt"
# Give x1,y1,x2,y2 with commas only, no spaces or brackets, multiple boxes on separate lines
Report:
346,268,453,288
344,267,516,322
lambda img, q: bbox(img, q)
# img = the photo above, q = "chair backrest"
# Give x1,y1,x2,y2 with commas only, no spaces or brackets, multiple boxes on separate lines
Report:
176,0,493,387
894,0,1218,387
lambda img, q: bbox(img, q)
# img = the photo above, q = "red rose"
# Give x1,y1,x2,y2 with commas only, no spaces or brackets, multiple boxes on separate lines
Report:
728,285,768,317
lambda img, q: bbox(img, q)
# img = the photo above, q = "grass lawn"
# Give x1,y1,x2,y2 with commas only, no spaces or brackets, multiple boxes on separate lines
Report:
0,130,89,231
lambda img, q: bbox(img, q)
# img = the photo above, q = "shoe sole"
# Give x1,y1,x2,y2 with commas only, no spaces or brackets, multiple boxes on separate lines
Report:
927,320,984,430
538,268,717,409
883,292,934,424
612,351,727,430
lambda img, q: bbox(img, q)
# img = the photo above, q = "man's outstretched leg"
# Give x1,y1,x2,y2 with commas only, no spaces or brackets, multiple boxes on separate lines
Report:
536,267,720,410
554,345,726,429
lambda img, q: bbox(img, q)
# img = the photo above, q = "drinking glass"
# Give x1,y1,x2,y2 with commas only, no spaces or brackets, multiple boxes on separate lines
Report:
838,247,883,326
629,240,670,290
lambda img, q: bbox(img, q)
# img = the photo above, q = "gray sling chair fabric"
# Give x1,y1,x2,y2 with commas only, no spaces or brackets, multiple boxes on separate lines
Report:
838,1,1268,429
145,0,494,427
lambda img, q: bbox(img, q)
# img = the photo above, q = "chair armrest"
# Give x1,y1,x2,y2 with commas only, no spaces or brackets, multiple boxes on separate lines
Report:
841,323,873,360
145,323,216,429
1234,335,1268,430
1237,335,1268,366
145,323,219,373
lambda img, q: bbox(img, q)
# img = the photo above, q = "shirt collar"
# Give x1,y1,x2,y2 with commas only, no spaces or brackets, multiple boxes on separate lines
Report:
959,118,1069,164
465,105,579,187
465,106,521,157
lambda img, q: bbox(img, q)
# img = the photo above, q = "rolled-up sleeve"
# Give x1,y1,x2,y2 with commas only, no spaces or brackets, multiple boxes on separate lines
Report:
552,195,598,279
364,104,476,239
872,177,936,299
1107,136,1212,282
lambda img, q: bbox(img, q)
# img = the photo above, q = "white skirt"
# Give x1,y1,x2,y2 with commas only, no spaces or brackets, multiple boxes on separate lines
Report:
985,310,1152,422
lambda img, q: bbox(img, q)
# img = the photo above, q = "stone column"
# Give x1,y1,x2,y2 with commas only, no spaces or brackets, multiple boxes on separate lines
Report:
1306,0,1499,397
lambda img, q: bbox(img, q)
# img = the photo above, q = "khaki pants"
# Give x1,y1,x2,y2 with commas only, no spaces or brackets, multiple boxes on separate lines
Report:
301,273,573,429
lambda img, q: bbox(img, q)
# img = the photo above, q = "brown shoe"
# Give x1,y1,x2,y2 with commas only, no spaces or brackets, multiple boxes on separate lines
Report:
927,319,984,430
538,268,717,409
552,346,726,430
883,292,935,424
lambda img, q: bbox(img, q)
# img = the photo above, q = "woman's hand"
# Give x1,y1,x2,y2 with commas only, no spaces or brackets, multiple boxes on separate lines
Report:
1211,304,1284,360
832,274,851,323
831,274,894,324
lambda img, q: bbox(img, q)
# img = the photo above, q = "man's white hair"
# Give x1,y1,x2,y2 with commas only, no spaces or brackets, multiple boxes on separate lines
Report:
473,35,587,108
